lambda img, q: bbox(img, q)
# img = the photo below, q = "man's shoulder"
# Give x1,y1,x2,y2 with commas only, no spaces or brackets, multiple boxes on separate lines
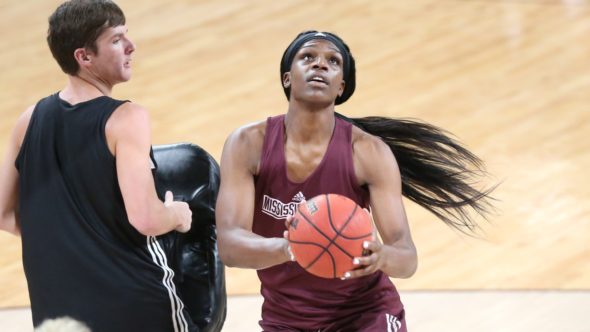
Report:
110,101,148,122
106,101,151,142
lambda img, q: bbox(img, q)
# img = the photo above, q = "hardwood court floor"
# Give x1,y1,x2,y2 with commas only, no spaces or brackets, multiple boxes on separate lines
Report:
2,291,589,331
0,0,589,320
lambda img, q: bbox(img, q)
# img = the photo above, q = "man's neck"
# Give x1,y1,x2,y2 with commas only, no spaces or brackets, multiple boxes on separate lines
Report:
59,75,112,105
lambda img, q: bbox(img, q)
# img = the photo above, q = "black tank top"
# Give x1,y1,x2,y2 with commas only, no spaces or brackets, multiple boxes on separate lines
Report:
15,93,193,332
253,115,403,330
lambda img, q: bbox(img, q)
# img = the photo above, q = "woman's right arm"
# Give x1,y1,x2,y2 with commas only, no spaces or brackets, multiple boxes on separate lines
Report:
216,124,292,269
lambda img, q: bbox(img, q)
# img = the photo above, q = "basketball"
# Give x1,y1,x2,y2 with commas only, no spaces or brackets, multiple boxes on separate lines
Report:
288,193,374,279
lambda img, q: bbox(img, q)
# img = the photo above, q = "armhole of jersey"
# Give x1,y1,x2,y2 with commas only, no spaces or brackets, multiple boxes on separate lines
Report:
100,100,129,161
14,103,39,171
149,146,158,172
257,116,274,177
345,120,370,205
343,119,360,187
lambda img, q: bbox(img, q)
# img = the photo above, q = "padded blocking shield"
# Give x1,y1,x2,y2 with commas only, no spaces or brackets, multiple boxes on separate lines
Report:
152,143,226,332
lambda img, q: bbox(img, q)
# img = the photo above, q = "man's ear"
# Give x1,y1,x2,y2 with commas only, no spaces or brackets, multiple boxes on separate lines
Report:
282,72,291,88
73,48,91,66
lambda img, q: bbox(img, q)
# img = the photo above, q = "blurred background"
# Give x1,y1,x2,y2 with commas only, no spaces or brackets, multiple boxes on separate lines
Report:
0,0,589,331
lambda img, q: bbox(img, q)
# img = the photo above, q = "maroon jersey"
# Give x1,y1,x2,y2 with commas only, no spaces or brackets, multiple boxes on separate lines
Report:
253,115,405,331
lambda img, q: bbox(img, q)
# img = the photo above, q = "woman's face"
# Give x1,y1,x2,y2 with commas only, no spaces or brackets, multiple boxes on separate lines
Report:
284,39,345,106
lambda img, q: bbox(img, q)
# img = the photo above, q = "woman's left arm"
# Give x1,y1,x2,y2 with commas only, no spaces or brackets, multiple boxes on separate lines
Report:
345,131,417,279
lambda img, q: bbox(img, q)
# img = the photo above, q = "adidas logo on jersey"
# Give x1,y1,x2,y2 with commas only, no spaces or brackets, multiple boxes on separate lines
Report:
292,191,305,202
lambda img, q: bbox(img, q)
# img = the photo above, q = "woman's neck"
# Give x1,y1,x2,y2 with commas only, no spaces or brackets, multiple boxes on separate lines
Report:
284,103,336,144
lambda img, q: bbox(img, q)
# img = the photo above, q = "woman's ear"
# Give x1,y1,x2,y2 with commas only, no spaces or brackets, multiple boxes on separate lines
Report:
282,72,291,88
338,80,346,97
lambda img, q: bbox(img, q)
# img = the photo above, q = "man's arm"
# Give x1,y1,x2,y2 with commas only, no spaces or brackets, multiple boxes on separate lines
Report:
106,102,191,236
0,106,34,236
346,130,418,279
216,123,292,269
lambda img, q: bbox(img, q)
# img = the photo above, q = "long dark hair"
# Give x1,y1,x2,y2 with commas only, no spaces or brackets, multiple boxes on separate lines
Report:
281,30,495,233
336,113,496,234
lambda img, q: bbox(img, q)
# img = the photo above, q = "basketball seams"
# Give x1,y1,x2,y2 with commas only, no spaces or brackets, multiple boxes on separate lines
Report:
326,195,356,236
289,194,374,278
288,239,328,247
312,199,357,260
289,237,338,277
299,242,338,278
301,195,361,274
327,196,372,239
295,203,339,277
337,211,373,240
296,203,332,243
339,232,373,240
327,198,370,256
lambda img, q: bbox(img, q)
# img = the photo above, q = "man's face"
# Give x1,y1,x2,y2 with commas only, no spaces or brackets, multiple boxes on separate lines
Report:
86,25,135,84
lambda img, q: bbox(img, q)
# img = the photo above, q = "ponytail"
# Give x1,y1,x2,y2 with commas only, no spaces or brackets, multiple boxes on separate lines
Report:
336,113,496,234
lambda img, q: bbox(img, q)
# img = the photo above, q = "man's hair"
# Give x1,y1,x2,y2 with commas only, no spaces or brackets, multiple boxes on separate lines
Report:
47,0,126,75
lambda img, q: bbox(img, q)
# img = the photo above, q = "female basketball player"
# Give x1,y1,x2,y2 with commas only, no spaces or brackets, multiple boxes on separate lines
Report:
215,30,494,331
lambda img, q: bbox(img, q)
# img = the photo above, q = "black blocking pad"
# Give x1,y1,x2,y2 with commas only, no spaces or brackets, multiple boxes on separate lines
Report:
152,143,226,332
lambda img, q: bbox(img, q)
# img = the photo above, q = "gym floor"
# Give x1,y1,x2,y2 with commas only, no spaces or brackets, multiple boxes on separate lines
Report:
2,291,589,331
1,0,589,331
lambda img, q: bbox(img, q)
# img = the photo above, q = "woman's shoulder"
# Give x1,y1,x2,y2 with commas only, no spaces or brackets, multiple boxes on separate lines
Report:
351,125,389,154
350,124,401,188
221,119,269,175
228,119,268,146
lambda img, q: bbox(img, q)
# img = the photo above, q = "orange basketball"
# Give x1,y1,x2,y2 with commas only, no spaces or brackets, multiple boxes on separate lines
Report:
288,193,374,279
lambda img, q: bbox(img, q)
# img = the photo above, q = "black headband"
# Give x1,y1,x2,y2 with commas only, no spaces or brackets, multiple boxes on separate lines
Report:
280,31,356,105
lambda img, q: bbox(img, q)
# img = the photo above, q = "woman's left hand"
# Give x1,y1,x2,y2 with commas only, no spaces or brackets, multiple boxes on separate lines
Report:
342,240,391,280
